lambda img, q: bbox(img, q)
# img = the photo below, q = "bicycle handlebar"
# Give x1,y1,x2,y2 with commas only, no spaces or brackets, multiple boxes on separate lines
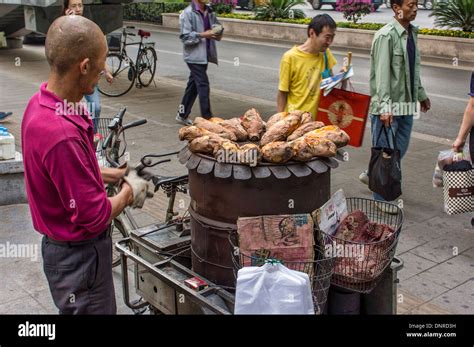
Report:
102,131,114,150
123,119,147,131
102,107,127,150
117,107,127,125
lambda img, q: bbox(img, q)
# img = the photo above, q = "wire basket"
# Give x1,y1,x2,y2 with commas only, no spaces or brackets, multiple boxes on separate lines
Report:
94,117,114,166
106,33,122,52
320,197,404,294
229,231,336,314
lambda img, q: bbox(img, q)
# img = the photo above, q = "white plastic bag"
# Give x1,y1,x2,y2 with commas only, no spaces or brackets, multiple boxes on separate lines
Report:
234,262,314,315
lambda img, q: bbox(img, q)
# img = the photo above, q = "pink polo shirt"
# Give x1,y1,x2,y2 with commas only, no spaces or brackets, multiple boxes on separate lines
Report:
21,82,111,241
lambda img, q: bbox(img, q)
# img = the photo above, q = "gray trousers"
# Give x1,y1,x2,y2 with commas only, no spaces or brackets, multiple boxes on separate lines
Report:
41,232,117,314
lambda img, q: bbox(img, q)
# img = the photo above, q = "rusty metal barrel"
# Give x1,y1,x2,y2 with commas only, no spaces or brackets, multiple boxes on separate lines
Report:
178,147,341,288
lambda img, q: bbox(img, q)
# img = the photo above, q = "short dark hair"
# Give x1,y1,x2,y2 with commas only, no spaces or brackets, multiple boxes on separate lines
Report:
307,14,336,37
390,0,404,8
63,0,70,15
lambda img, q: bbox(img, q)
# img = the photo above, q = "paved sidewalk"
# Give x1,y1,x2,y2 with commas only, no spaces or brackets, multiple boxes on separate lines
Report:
0,44,472,314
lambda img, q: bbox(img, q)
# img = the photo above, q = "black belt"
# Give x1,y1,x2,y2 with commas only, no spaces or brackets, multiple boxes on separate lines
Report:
45,227,112,247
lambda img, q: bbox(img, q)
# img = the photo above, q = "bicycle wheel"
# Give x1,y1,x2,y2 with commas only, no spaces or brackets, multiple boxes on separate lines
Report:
111,217,129,267
98,53,136,97
137,47,157,87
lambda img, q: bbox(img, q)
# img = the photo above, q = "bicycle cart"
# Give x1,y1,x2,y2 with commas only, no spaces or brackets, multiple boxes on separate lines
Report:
113,143,345,314
102,109,404,315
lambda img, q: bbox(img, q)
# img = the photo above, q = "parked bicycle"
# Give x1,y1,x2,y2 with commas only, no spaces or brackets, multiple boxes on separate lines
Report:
98,26,157,97
97,108,189,268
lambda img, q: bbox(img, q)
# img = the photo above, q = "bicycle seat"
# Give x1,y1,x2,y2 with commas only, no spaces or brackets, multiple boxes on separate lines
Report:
152,174,188,188
138,30,151,38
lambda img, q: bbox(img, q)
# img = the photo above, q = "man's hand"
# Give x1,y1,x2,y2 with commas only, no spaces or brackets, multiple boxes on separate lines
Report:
100,165,127,185
123,169,153,208
105,71,114,84
452,137,465,153
120,181,134,206
200,30,219,40
380,112,393,127
420,98,431,113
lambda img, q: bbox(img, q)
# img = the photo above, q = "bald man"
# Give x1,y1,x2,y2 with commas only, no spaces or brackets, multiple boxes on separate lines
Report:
21,16,149,314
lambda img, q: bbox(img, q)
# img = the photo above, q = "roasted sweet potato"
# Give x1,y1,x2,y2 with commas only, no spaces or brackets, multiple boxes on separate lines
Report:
304,125,350,148
213,141,261,166
193,117,237,141
260,114,302,146
178,125,213,142
241,108,265,141
261,141,295,164
220,118,249,142
287,121,326,141
208,117,225,124
291,136,337,161
188,135,226,155
266,112,288,130
300,112,313,124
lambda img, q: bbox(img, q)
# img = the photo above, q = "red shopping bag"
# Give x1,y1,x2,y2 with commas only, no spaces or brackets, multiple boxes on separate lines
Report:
317,88,371,147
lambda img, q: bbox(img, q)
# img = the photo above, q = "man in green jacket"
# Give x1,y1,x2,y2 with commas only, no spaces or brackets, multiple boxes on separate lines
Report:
360,0,431,212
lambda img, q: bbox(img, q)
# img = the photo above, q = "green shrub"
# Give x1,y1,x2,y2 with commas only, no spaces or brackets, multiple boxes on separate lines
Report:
124,3,474,38
216,13,474,38
429,0,474,32
211,0,236,14
253,0,306,20
212,3,234,14
123,2,189,22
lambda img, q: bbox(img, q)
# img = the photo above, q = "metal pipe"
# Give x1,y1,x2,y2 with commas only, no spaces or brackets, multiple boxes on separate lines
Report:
119,241,149,311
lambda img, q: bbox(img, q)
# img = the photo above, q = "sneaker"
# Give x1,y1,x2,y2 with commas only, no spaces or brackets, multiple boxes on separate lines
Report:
0,112,12,122
375,202,399,215
176,114,192,126
359,170,369,185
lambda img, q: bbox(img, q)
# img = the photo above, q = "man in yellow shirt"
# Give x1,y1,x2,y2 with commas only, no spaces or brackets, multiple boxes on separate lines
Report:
278,14,337,120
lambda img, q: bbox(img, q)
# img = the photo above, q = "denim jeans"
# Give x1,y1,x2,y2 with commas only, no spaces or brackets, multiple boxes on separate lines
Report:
84,86,101,133
370,114,414,202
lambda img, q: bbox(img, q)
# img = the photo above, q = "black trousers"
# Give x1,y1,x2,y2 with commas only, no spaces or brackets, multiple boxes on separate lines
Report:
179,63,212,119
41,232,116,314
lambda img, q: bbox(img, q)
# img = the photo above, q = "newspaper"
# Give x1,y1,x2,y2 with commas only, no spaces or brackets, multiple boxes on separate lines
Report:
320,66,354,97
312,189,348,236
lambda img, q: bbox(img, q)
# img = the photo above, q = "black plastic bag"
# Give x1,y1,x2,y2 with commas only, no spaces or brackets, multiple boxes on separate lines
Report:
368,126,402,201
